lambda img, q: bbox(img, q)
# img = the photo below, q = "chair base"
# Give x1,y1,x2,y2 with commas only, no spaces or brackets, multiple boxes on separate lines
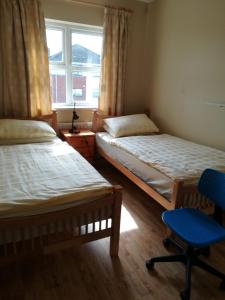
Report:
146,237,225,300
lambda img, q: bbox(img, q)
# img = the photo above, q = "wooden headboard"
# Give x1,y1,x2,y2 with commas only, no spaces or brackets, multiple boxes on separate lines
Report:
92,110,113,133
33,110,58,132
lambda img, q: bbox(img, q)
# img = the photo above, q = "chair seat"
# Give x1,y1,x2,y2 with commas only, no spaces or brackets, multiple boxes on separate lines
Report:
162,208,225,248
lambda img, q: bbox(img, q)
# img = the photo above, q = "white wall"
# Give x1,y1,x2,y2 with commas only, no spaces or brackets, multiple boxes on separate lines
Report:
145,0,225,150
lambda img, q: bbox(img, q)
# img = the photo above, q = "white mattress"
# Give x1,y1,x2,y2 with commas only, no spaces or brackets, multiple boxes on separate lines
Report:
96,133,173,199
96,132,225,201
109,134,225,182
0,137,112,218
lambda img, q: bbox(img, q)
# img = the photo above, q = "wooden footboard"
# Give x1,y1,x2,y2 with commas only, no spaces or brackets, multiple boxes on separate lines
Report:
0,186,122,265
172,180,213,212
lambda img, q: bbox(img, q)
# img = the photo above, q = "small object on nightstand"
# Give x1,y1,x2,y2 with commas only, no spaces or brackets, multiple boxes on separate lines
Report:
69,101,80,134
60,129,95,163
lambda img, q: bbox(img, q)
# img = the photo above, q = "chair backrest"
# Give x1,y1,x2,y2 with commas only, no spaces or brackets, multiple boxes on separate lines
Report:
198,169,225,209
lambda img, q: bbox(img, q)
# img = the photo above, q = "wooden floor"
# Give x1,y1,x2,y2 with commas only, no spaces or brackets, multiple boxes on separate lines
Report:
0,159,225,300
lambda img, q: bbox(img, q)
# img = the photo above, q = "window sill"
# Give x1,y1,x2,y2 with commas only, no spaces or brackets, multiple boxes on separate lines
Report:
52,105,98,110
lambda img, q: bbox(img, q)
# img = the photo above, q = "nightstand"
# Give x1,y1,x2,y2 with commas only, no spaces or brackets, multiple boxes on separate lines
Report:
60,129,95,163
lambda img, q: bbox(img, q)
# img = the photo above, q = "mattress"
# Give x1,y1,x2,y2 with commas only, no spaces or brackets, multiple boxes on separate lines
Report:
96,133,173,199
108,134,225,182
96,132,225,199
0,137,112,218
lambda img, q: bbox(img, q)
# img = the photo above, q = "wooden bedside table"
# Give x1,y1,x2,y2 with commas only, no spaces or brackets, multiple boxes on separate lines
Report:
60,129,95,163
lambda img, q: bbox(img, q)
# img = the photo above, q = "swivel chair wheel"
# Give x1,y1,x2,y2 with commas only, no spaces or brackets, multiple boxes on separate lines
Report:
163,238,171,249
180,290,190,300
220,280,225,290
146,259,154,270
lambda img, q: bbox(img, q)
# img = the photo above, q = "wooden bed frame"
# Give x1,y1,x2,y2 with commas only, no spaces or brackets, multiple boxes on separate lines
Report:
92,110,213,212
0,111,122,265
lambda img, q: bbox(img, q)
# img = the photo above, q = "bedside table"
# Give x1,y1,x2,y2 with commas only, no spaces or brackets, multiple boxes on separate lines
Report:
60,129,95,162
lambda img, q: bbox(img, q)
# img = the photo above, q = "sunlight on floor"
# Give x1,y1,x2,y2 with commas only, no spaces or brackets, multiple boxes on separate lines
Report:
120,205,138,233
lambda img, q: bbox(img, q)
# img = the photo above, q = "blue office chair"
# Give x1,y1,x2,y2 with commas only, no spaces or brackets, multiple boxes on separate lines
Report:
146,169,225,300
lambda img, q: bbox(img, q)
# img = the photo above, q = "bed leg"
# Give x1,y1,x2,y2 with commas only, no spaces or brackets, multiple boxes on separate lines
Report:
171,180,184,209
166,180,184,237
110,186,122,257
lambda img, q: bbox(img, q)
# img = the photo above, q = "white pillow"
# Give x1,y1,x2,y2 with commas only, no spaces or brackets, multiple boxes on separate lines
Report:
0,119,56,144
104,114,159,138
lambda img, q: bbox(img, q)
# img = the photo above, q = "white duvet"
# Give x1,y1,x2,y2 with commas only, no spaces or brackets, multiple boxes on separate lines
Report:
0,138,112,218
109,134,225,182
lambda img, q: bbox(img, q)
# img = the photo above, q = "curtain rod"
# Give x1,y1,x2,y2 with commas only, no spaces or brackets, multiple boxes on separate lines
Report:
64,0,133,13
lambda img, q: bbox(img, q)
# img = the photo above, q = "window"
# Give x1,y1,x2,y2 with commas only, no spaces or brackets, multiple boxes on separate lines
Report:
46,20,103,108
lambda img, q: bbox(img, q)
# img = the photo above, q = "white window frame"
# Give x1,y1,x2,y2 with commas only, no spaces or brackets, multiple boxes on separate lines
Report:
45,19,103,109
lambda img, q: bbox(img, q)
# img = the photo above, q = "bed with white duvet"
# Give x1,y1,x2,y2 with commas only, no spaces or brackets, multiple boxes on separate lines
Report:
0,116,122,264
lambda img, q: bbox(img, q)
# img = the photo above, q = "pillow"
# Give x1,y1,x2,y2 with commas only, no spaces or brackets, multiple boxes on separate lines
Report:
103,124,116,137
0,119,56,144
0,137,57,145
104,114,159,138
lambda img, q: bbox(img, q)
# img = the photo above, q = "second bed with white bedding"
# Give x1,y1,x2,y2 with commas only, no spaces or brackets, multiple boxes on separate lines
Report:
96,133,225,199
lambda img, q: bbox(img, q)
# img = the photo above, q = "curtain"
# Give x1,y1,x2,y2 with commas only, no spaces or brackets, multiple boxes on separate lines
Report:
0,0,51,118
99,7,130,116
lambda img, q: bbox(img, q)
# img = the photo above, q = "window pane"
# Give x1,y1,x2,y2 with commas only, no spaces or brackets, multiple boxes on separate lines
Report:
50,69,66,104
73,88,83,97
46,29,63,63
72,69,100,105
46,20,103,107
71,33,102,66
